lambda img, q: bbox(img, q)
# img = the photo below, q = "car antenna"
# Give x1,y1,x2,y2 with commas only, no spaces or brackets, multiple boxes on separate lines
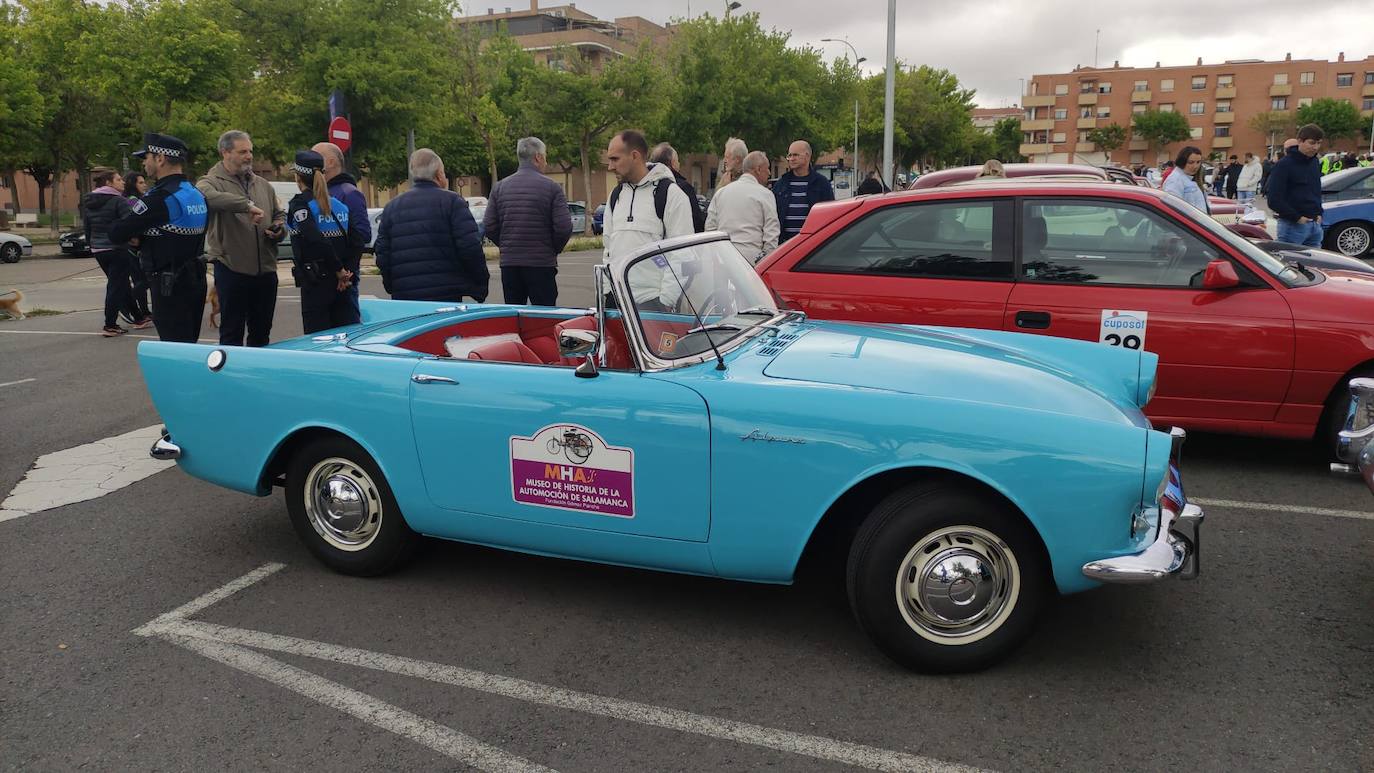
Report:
658,254,727,371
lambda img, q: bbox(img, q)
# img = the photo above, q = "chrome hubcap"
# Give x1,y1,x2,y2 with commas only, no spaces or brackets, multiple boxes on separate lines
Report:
304,457,382,551
895,526,1019,644
1337,226,1371,256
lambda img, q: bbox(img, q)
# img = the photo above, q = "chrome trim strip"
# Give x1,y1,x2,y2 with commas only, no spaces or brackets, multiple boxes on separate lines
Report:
1334,377,1374,493
150,430,182,461
1082,503,1203,583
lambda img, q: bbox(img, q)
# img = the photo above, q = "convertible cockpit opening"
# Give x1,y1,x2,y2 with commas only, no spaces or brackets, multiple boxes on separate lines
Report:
393,310,634,369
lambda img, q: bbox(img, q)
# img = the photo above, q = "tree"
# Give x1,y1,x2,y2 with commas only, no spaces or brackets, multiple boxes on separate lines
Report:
1131,109,1192,162
991,117,1026,163
0,5,44,214
440,27,540,184
1246,111,1297,155
1086,123,1128,162
857,64,975,172
1296,98,1363,141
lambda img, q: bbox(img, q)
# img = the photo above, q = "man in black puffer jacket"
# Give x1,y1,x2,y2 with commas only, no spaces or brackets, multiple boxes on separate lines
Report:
375,148,488,302
483,136,573,306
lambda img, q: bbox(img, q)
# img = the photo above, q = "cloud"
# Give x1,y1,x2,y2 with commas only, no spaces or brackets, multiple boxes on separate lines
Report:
519,0,1372,107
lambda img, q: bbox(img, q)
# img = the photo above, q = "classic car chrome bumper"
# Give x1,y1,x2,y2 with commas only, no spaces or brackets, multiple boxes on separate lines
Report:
150,428,182,461
1330,378,1374,494
1083,427,1204,583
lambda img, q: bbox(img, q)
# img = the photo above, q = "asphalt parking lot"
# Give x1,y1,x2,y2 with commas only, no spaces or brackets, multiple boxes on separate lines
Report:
2,252,1371,772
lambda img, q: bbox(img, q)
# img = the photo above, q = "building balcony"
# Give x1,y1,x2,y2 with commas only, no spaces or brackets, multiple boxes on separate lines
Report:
1131,91,1152,102
1269,83,1292,96
1214,112,1235,124
1021,119,1055,131
1075,142,1097,153
1077,117,1097,129
1023,94,1055,107
1363,109,1373,119
1078,93,1099,106
1019,143,1053,156
1212,136,1234,148
1128,139,1149,151
1363,83,1374,97
1215,86,1236,99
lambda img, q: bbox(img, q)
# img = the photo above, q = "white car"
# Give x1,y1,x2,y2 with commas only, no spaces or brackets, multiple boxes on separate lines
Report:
1,231,34,263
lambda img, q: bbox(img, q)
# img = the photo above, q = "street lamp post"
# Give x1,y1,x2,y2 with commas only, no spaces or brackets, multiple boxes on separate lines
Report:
822,38,865,195
882,0,896,190
724,1,740,18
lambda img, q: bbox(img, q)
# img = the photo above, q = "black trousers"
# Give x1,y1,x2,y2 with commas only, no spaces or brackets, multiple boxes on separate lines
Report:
501,265,558,306
215,262,278,347
94,249,137,328
152,265,207,343
300,280,362,334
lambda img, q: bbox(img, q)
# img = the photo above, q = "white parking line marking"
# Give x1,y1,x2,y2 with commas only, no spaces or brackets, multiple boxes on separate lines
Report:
137,565,987,773
164,633,553,773
0,424,173,522
0,378,36,388
1191,497,1374,522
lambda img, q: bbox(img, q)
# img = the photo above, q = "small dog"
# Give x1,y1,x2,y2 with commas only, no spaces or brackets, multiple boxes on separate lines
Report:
0,289,25,320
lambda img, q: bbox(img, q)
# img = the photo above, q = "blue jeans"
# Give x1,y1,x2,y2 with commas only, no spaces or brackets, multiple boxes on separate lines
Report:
1237,191,1255,205
1276,218,1323,248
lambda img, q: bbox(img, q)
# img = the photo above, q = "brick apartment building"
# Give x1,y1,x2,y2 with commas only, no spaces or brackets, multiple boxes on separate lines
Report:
1020,53,1374,166
972,107,1023,132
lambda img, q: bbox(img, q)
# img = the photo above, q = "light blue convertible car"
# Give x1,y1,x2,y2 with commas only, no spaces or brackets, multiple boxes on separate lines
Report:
139,232,1203,672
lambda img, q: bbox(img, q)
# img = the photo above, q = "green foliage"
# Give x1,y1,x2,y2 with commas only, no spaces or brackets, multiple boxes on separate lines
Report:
1246,110,1297,145
1131,109,1192,156
0,6,45,175
1086,123,1128,154
991,117,1026,163
1296,98,1363,140
857,64,975,170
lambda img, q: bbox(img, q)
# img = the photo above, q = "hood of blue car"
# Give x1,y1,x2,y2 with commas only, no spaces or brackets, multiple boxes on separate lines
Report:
760,322,1148,427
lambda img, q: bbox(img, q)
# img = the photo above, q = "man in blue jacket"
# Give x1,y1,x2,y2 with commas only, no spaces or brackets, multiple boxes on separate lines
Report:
772,140,834,243
483,136,573,306
1266,124,1325,248
375,149,488,302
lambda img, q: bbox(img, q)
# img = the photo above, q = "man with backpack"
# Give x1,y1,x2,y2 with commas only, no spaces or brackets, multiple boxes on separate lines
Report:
602,130,695,305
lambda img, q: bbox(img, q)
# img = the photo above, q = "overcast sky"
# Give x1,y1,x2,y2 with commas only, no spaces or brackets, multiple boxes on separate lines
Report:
488,0,1374,107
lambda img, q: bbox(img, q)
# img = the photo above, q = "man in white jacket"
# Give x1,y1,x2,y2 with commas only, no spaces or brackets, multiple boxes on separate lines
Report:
705,150,779,263
1236,153,1263,206
602,130,695,306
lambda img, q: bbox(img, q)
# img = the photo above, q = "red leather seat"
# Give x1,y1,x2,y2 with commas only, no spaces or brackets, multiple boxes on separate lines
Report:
467,340,543,364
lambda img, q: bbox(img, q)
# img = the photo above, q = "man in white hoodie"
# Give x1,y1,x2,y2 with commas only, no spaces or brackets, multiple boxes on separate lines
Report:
1236,152,1263,206
603,130,695,306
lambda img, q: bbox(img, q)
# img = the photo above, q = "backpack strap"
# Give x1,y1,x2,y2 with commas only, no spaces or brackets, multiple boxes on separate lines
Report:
652,178,673,235
609,183,622,215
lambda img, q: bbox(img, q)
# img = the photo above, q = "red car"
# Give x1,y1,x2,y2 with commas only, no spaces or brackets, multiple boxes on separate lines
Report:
759,179,1374,445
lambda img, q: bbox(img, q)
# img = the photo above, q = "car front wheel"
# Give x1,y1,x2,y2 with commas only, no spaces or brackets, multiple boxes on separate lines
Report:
285,435,419,576
1327,221,1373,258
1,243,20,263
846,481,1048,673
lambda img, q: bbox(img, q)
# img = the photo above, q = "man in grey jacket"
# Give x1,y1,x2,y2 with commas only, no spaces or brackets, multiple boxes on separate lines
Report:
483,137,573,306
197,130,285,347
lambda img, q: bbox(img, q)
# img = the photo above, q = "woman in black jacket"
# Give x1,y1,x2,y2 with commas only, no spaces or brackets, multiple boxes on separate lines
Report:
83,167,150,335
285,151,358,334
121,172,153,324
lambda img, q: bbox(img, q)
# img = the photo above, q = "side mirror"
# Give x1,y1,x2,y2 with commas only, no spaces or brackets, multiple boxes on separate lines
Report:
1201,259,1241,290
559,328,600,378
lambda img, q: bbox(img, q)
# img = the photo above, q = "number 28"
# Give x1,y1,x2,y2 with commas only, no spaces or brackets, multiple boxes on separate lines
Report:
1104,334,1142,349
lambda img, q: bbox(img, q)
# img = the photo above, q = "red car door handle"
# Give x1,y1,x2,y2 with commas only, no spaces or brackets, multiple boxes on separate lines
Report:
1016,311,1051,329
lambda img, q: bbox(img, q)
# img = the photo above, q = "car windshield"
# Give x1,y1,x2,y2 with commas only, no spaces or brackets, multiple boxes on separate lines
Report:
622,239,781,362
1322,167,1366,190
1162,199,1311,286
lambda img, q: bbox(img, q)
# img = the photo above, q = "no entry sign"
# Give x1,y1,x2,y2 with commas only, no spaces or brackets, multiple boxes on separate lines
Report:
328,116,352,153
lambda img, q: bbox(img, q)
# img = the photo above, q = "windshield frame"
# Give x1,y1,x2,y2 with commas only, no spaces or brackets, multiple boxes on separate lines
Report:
611,232,786,371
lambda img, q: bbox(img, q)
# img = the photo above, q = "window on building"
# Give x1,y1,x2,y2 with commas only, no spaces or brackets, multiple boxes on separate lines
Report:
1054,108,1068,120
1159,103,1175,112
1298,97,1313,108
1053,132,1067,143
1160,79,1174,92
1024,108,1038,120
1190,102,1206,114
1365,72,1374,85
1363,97,1374,111
1025,130,1049,144
1020,200,1223,288
1191,75,1207,90
1080,106,1094,118
1217,74,1234,87
1055,84,1069,95
1189,127,1203,139
1098,82,1112,94
1214,126,1231,137
1077,131,1090,144
1271,96,1288,110
1215,100,1232,113
1273,73,1288,85
800,200,1013,281
1097,106,1111,118
1132,103,1148,114
1134,80,1149,91
1080,81,1097,93
1336,73,1353,88
1130,151,1144,164
1300,71,1315,85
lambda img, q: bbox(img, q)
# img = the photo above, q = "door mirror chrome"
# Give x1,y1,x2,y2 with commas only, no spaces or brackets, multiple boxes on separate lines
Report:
559,328,600,358
1201,259,1240,290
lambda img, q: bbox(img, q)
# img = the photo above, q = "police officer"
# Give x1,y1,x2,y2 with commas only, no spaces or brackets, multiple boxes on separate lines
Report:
110,133,208,343
285,150,358,334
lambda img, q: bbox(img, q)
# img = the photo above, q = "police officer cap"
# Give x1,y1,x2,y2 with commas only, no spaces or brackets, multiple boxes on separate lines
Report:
293,150,325,177
131,133,189,160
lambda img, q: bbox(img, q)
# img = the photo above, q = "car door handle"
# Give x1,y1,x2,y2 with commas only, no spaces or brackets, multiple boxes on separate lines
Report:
412,374,458,385
1015,311,1051,330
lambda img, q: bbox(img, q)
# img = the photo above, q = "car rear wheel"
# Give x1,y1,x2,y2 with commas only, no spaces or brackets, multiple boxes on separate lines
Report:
846,481,1048,673
1,243,20,263
285,435,419,576
1327,221,1373,258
